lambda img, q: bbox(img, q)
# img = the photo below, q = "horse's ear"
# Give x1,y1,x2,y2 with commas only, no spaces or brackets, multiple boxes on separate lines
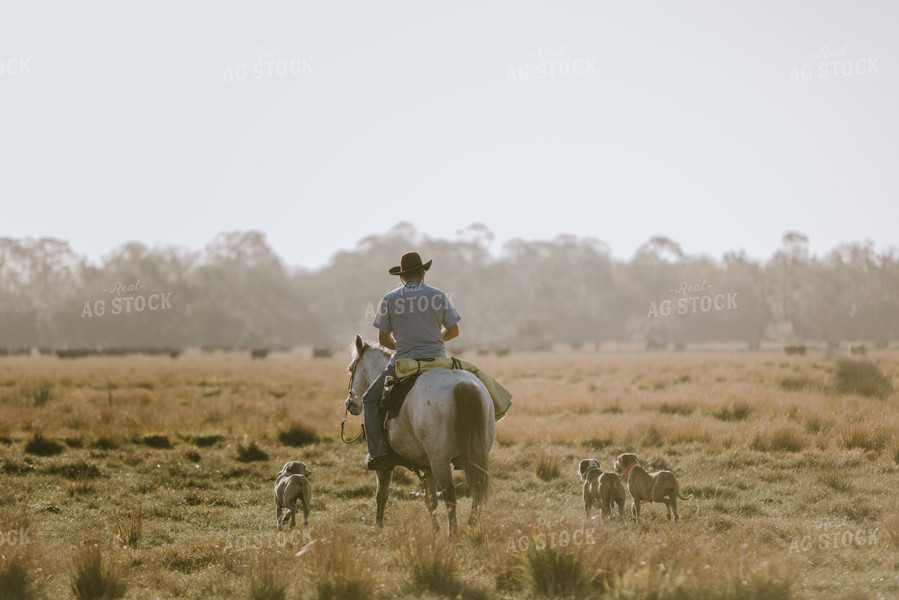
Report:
354,334,364,355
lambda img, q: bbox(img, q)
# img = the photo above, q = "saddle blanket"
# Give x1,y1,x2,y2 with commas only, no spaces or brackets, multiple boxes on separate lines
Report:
394,357,512,421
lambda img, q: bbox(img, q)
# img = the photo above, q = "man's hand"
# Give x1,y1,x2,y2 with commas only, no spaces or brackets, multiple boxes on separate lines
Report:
378,330,396,350
442,323,459,342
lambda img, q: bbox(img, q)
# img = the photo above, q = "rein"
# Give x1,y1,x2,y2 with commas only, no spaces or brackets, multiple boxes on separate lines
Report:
340,407,365,444
340,352,365,444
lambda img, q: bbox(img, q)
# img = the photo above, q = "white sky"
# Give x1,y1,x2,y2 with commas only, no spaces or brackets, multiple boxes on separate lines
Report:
2,1,897,268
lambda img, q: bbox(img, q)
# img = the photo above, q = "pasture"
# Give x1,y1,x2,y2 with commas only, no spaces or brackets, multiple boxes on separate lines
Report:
0,349,897,599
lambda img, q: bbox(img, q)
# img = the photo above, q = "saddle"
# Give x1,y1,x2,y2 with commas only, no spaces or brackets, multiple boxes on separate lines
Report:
379,372,422,421
379,358,466,472
379,357,464,422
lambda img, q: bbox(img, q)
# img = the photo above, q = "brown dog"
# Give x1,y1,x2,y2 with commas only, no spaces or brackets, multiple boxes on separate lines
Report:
578,458,626,521
613,453,691,521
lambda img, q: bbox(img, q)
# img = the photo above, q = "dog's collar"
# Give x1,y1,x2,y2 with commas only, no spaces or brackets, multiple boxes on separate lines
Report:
584,466,602,478
620,462,640,478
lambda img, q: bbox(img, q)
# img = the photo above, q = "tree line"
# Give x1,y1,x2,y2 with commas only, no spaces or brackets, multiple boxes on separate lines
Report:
1,224,896,353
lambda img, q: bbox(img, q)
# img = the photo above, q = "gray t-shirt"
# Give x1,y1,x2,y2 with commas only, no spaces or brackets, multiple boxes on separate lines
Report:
372,280,460,364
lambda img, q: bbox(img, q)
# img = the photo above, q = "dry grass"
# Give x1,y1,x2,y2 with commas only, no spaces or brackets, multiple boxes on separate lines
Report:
69,541,127,600
0,508,38,600
113,506,143,548
0,349,896,599
535,450,562,482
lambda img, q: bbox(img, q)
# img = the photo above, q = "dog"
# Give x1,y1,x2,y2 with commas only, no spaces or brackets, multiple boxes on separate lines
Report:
578,458,626,521
613,453,691,521
274,461,313,530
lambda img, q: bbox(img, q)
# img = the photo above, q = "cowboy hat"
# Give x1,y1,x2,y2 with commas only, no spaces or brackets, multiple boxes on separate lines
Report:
388,252,432,276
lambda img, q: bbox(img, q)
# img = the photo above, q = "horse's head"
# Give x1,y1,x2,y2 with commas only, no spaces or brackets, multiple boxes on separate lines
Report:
344,334,389,415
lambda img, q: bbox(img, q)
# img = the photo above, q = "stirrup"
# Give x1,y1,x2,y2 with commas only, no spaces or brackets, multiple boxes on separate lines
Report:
365,453,397,471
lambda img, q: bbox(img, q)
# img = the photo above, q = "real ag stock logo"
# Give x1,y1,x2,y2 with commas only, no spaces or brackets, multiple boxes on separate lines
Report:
505,517,597,554
789,44,880,83
506,45,596,83
363,292,457,320
223,44,313,83
81,280,173,318
788,519,880,554
0,51,31,77
0,527,30,546
647,280,738,319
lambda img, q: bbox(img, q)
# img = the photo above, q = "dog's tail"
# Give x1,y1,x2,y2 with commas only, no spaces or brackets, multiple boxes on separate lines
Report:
676,483,692,501
454,380,491,507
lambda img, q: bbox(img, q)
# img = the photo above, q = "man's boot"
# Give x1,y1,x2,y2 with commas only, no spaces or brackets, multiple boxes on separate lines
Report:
365,452,397,471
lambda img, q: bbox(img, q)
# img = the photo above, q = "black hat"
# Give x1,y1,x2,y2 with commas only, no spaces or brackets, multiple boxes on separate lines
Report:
389,252,432,276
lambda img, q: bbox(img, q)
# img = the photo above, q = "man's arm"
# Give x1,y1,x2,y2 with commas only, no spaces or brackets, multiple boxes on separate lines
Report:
442,323,459,342
378,329,396,350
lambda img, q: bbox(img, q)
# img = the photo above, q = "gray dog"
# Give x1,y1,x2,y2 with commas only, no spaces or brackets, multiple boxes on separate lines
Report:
578,458,626,521
274,461,313,530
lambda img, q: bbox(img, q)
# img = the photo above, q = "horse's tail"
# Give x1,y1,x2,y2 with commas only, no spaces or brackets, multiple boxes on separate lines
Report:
454,381,490,504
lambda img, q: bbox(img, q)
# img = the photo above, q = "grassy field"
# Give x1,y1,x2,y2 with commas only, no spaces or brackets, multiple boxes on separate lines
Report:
0,349,897,599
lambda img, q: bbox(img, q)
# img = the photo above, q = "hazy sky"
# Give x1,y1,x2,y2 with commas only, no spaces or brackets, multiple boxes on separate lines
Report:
2,1,897,268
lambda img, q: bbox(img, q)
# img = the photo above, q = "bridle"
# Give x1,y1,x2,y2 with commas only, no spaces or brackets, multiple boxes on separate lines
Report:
340,349,366,444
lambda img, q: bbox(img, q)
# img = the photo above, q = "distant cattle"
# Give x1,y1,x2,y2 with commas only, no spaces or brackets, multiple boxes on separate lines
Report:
849,344,867,357
251,348,270,360
784,345,807,356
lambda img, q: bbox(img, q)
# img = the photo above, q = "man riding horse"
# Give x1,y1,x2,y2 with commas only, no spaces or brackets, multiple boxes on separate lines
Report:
362,251,460,471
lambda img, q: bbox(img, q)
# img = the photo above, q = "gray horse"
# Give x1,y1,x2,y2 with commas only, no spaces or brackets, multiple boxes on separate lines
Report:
345,335,494,534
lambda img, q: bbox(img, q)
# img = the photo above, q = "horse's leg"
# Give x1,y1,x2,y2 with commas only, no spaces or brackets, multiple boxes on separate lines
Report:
431,461,457,535
423,468,440,531
375,468,393,527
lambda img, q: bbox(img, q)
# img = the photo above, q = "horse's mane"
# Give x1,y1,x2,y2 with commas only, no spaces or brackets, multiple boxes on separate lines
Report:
351,340,394,362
